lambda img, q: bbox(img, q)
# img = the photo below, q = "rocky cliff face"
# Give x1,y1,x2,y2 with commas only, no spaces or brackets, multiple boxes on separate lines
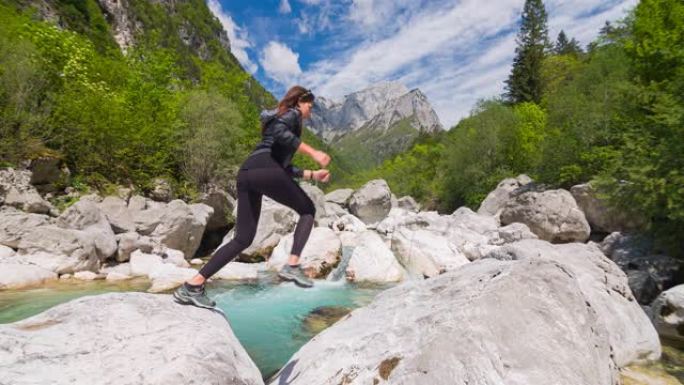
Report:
309,81,443,143
97,0,231,58
309,81,443,171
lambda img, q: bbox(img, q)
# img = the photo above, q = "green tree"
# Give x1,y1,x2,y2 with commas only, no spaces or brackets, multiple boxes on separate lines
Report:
178,90,246,189
505,0,550,104
554,30,582,56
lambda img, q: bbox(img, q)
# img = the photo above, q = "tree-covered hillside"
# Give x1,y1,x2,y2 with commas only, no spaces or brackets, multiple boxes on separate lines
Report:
0,0,344,198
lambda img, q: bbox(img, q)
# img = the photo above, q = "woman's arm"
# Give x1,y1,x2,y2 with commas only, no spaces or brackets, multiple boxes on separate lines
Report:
297,141,331,167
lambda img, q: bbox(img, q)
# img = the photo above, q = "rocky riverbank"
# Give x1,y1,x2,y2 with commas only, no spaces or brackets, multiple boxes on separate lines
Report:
1,164,683,384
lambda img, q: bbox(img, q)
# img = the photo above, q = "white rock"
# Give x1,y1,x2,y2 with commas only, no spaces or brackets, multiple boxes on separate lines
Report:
500,188,591,243
324,188,354,206
485,222,539,246
269,258,617,385
650,285,684,342
0,263,57,289
348,179,392,224
346,231,405,283
147,264,198,293
0,245,15,258
391,227,469,278
160,248,188,268
485,239,661,366
115,232,154,262
73,271,98,281
477,174,532,219
127,195,146,211
0,292,264,385
0,208,52,249
129,250,163,277
105,272,131,281
331,213,367,232
99,262,131,276
97,196,136,233
190,258,203,265
56,199,117,259
149,200,212,259
17,229,99,274
213,262,262,280
268,227,341,278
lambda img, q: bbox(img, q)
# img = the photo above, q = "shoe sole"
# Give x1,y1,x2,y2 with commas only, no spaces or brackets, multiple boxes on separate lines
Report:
277,272,314,288
173,290,216,309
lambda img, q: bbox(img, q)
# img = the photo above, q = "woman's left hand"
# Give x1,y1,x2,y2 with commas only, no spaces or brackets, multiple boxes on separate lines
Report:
312,169,331,183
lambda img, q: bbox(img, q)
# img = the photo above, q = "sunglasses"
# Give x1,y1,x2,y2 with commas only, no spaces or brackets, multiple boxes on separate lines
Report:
299,89,315,102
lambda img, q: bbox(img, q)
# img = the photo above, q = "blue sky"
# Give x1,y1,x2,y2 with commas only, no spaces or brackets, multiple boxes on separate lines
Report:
208,0,637,128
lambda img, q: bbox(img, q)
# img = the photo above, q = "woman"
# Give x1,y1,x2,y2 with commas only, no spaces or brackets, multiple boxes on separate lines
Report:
174,86,331,309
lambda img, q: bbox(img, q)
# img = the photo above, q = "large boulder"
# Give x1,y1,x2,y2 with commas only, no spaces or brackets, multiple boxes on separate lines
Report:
0,262,57,289
324,188,354,207
198,185,236,231
267,227,341,278
97,196,136,234
268,258,618,385
570,183,645,233
148,200,213,259
477,174,532,219
15,226,100,274
56,199,117,260
222,196,298,262
0,208,52,248
0,292,264,385
485,239,661,367
500,188,591,243
348,179,392,224
649,285,684,342
0,168,54,214
390,227,469,278
115,232,154,262
345,231,405,283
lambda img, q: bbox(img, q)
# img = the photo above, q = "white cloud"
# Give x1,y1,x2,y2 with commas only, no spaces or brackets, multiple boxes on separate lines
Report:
260,42,303,86
300,0,638,128
206,0,258,74
279,0,292,14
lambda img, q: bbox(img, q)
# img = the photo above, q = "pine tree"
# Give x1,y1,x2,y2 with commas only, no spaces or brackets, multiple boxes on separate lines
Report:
504,0,550,104
554,30,583,56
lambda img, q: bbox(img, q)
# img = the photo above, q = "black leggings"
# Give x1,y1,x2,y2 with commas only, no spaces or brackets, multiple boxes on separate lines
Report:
199,166,316,279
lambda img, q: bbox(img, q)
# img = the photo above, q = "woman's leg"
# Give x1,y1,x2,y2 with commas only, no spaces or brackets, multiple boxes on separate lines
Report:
247,167,316,264
187,172,262,284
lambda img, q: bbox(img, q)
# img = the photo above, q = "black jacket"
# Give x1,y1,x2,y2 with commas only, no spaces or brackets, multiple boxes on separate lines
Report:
250,107,304,178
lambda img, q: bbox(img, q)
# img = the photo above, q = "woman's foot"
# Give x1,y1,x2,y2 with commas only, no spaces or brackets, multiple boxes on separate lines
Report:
173,282,216,309
278,264,314,287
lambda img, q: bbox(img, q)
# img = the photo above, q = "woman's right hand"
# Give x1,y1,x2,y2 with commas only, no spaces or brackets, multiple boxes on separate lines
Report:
312,169,331,183
312,150,331,168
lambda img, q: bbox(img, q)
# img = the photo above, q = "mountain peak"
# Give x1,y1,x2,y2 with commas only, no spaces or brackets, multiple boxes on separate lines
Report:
309,81,443,143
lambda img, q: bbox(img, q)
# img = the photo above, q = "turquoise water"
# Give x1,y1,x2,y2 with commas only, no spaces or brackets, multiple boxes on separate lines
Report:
0,273,391,379
211,276,389,378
